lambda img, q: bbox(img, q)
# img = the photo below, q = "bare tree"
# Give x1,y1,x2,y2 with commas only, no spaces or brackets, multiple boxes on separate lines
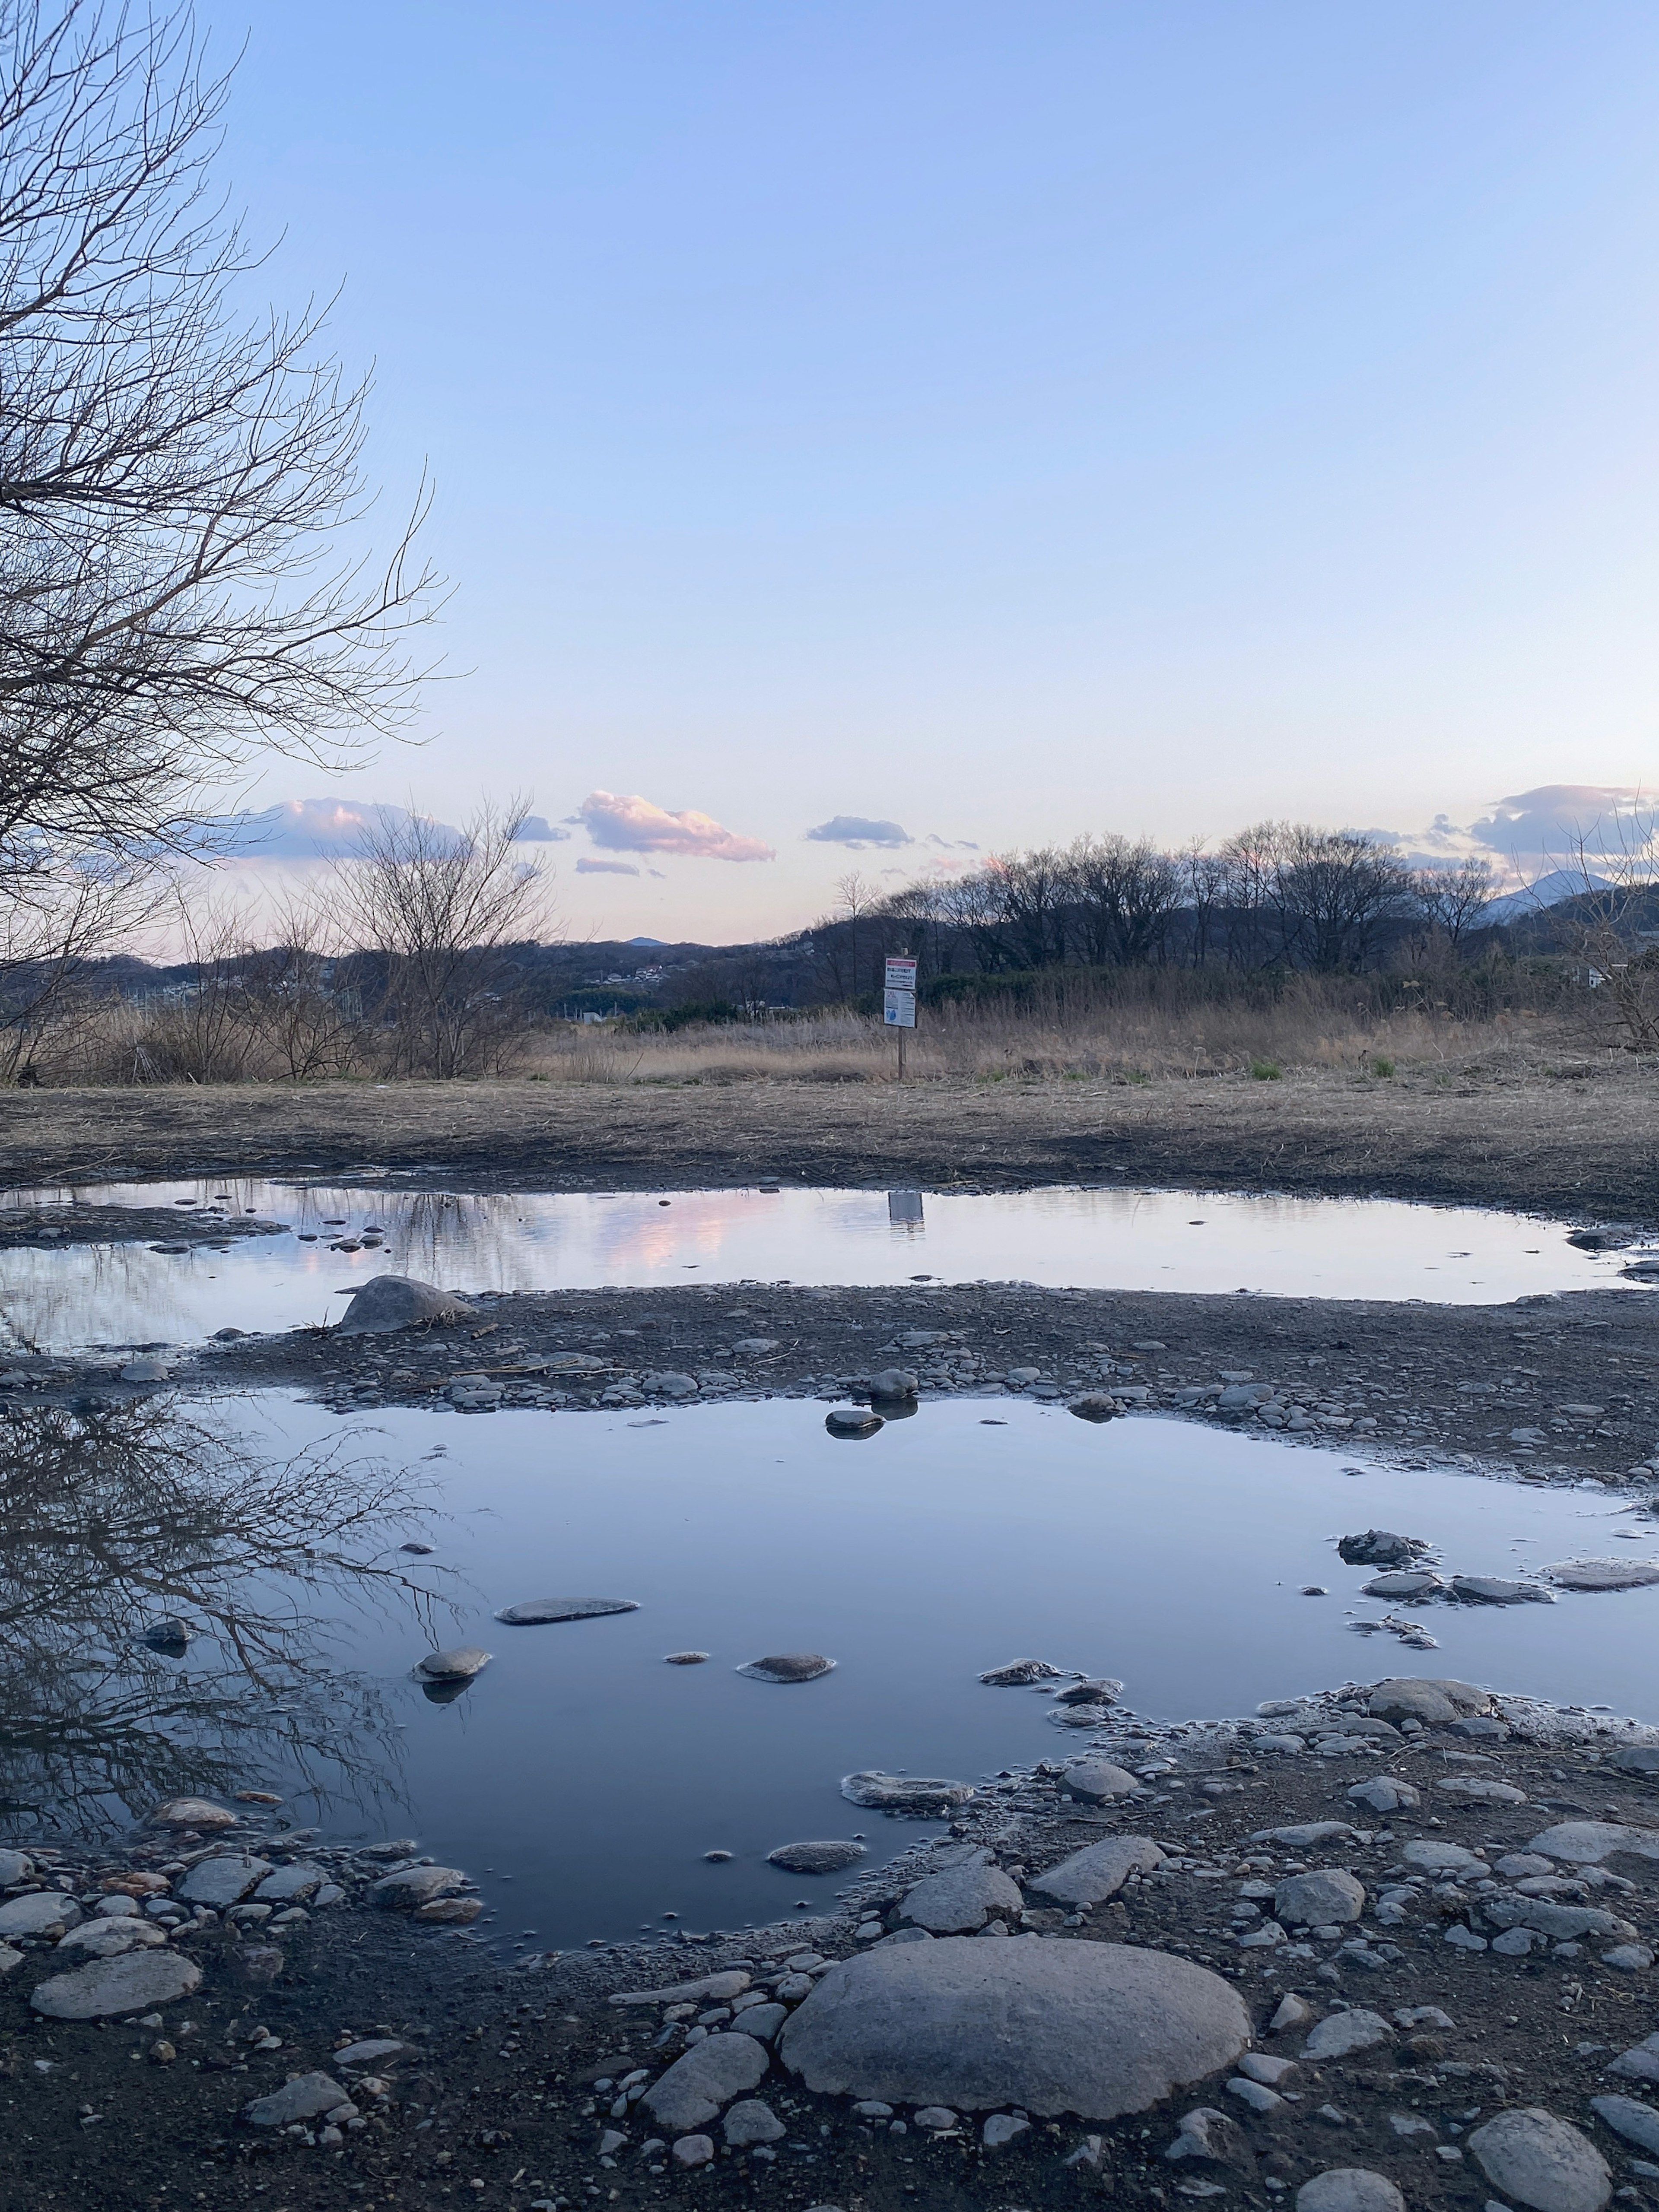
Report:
833,870,876,1000
0,0,438,905
994,847,1070,968
332,798,554,1076
1064,834,1182,965
1415,856,1498,950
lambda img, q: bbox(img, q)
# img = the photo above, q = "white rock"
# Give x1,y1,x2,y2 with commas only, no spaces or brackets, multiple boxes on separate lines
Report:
334,1275,476,1334
1275,1871,1365,1927
0,1892,82,1940
245,2073,351,2126
983,2114,1030,2147
1302,2012,1393,2062
1467,2108,1612,2212
1297,2170,1406,2212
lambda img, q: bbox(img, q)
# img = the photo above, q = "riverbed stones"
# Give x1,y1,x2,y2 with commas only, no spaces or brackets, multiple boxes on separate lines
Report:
244,2073,352,2127
641,2034,769,2132
30,1949,202,2019
54,1918,167,1959
495,1598,639,1625
148,1796,237,1831
1529,1822,1659,1865
1348,1777,1421,1814
1068,1395,1121,1423
1360,1571,1444,1599
1589,2097,1659,2157
1401,1839,1485,1875
841,1772,975,1814
1274,1870,1365,1927
723,2098,785,2146
1060,1759,1141,1804
1546,1559,1659,1592
766,1841,866,1874
1296,2171,1405,2212
255,1864,327,1903
1367,1678,1492,1726
868,1368,918,1400
610,1970,753,2007
0,1891,82,1939
899,1850,1023,1934
1028,1837,1165,1908
1453,1574,1554,1605
1301,2011,1392,2062
0,1849,30,1886
775,1936,1251,2118
414,1646,491,1681
334,1276,476,1335
665,1652,710,1665
979,1659,1063,1685
177,1854,273,1907
825,1409,882,1438
370,1865,467,1910
1338,1532,1429,1567
739,1653,835,1683
1467,2108,1612,2212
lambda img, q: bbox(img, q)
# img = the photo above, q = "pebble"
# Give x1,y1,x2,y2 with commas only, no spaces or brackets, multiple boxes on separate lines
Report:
1467,2108,1613,2212
147,1796,236,1831
177,1854,272,1907
664,1652,710,1665
415,1647,491,1681
1348,1777,1420,1813
826,1408,883,1438
370,1865,468,1910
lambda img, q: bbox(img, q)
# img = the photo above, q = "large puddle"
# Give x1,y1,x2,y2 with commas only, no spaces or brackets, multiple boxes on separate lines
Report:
8,1390,1655,1949
0,1179,1644,1349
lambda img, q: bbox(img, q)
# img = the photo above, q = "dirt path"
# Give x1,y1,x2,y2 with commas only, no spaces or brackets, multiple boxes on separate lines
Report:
3,1065,1658,1221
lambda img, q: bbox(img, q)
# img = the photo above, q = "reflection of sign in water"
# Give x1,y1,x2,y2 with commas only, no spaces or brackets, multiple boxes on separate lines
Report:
888,1188,924,1228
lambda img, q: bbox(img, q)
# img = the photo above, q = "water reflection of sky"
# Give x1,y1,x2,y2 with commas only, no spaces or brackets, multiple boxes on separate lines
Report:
0,1178,1646,1349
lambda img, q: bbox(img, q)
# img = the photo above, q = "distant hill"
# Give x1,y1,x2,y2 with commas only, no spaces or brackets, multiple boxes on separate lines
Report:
1484,870,1613,925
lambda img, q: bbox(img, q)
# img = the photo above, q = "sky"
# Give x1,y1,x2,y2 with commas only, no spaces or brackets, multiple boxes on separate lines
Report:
207,1,1659,943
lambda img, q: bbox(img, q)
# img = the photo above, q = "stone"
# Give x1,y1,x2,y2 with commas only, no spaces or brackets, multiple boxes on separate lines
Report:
1611,1748,1659,1776
1256,1822,1361,1848
1069,1395,1121,1423
1360,1571,1444,1599
1060,1759,1141,1803
1440,1778,1529,1803
0,1891,82,1939
1240,2053,1300,2087
334,1276,475,1334
724,2099,785,2146
1590,2098,1659,2158
414,1647,491,1681
370,1865,467,1910
1401,1839,1484,1875
495,1598,638,1625
177,1854,273,1907
148,1796,236,1831
914,2105,958,2129
1054,1678,1123,1706
53,1919,166,1959
610,1970,753,2007
899,1851,1024,1935
1529,1822,1659,1866
841,1772,975,1814
1302,2012,1393,2062
642,2035,769,2131
766,1841,866,1875
1604,1946,1654,1972
1452,1575,1553,1606
731,1339,779,1356
727,2005,787,2043
414,1896,482,1924
1466,2108,1612,2212
826,1409,883,1438
1493,1929,1538,1956
1166,2106,1258,2176
983,2111,1030,2146
333,2039,411,2069
1228,2077,1286,2115
244,2072,351,2126
979,1658,1063,1685
1546,1561,1659,1592
1482,1899,1637,1943
1367,1679,1492,1726
1297,2171,1406,2212
0,1849,32,1885
1348,1777,1421,1814
1275,1871,1365,1927
140,1617,193,1653
31,1950,202,2018
869,1369,918,1400
1338,1532,1429,1566
665,1652,709,1665
1445,1925,1489,1952
738,1654,835,1683
254,1865,326,1903
0,1946,20,1977
1450,1716,1511,1740
1270,1995,1314,2034
1029,1838,1166,1909
775,1936,1251,2118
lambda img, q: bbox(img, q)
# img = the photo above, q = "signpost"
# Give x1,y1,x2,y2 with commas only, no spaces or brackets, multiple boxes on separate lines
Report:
884,954,917,1077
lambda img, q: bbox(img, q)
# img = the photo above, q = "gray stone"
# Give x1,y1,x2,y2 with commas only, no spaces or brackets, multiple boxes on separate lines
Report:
775,1935,1251,2118
1166,2105,1258,2175
1275,1871,1365,1927
983,2111,1030,2146
1467,2108,1611,2212
1060,1760,1141,1804
1611,1748,1659,1776
979,1659,1063,1685
30,1949,202,2018
495,1598,638,1625
665,1651,709,1665
731,1338,779,1356
1549,1561,1659,1592
826,1409,883,1438
0,1945,21,1977
1297,2171,1406,2212
1401,1839,1484,1875
1367,1679,1492,1726
1338,1532,1429,1566
1348,1777,1421,1814
1452,1575,1554,1606
370,1865,466,1910
147,1796,236,1831
766,1841,866,1875
1029,1837,1165,1909
642,2034,769,2131
1604,1946,1654,1973
671,2136,714,2168
0,1891,82,1939
723,2099,785,2147
254,1864,327,1903
1256,1822,1362,1848
0,1849,33,1885
334,1276,476,1335
1450,1716,1511,1740
1269,1995,1314,2034
1302,2012,1393,2062
727,2004,787,2042
333,2039,411,2069
1492,1928,1538,1957
1360,1571,1445,1599
1482,1898,1636,1944
914,2105,958,2129
610,1970,753,2008
53,1919,166,1959
1529,1822,1659,1866
739,1653,835,1683
1240,2053,1300,2087
841,1771,975,1814
899,1851,1024,1935
415,1646,491,1681
176,1854,272,1907
1590,2097,1659,2157
1068,1394,1121,1422
244,2072,351,2126
868,1369,918,1400
1440,1777,1529,1803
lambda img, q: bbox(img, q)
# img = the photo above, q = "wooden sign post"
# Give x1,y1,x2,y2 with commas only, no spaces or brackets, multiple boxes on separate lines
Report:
884,954,917,1079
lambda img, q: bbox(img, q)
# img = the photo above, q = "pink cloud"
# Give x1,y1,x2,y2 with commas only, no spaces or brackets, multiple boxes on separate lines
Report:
579,790,773,863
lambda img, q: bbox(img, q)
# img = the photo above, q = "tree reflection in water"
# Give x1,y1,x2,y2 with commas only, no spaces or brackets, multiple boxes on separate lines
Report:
0,1396,453,1834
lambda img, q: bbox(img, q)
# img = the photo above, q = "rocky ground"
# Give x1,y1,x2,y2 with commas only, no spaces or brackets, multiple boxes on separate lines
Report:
11,1676,1659,2212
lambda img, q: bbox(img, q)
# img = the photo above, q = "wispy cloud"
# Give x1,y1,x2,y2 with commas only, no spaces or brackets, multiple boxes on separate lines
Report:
580,790,773,862
576,856,640,876
513,814,572,843
804,814,911,848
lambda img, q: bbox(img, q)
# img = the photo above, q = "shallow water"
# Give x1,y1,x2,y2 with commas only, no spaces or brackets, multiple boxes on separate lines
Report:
10,1390,1656,1949
0,1178,1643,1349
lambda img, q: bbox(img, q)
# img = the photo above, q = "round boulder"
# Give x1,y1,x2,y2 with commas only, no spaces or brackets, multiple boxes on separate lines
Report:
334,1275,476,1335
1467,2108,1612,2212
826,1408,883,1439
1297,2172,1405,2212
739,1654,836,1683
767,1841,867,1875
1068,1395,1121,1423
1367,1678,1492,1727
1274,1870,1365,1928
775,1935,1250,2118
414,1646,491,1681
1061,1761,1141,1804
868,1369,918,1400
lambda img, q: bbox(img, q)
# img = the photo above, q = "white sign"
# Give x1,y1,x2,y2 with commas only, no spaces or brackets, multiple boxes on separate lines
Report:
884,956,918,993
884,988,916,1028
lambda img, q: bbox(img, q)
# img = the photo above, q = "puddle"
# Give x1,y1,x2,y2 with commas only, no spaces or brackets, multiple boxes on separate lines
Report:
0,1179,1645,1349
10,1391,1656,1947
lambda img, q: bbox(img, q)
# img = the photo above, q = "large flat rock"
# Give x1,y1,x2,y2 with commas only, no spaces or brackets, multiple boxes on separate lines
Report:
641,2034,769,2131
775,1936,1250,2118
899,1850,1023,1934
31,1949,202,2018
1028,1838,1165,1909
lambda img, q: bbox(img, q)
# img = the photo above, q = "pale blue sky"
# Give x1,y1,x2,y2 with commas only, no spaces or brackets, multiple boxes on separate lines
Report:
215,2,1659,939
